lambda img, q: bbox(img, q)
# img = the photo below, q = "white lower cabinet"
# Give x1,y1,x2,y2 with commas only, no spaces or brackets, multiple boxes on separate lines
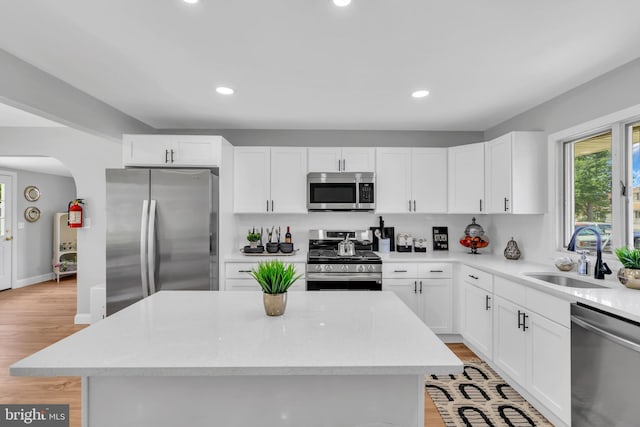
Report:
493,296,528,386
461,281,493,359
224,262,306,291
491,278,571,425
382,263,452,333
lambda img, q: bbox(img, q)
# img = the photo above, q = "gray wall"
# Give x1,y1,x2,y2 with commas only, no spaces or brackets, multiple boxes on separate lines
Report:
2,168,77,282
485,57,640,140
159,129,484,147
0,48,154,141
483,57,640,264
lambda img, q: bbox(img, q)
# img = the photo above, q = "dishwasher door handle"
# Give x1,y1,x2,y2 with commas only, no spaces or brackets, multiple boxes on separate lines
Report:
572,316,640,353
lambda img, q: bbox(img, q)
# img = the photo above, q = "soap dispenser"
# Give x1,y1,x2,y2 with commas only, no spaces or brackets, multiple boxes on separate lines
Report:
577,250,590,276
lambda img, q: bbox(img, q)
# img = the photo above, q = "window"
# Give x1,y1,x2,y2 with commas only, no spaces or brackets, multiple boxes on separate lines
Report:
630,123,640,248
564,131,613,253
563,120,640,253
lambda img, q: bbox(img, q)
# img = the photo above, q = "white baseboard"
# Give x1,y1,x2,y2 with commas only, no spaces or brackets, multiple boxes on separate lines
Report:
74,313,91,324
437,333,463,343
14,273,55,289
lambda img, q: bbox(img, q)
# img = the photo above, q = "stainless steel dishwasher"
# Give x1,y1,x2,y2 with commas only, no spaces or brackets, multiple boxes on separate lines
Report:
571,303,640,426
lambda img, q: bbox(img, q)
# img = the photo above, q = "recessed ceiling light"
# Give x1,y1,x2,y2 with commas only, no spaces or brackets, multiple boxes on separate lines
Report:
333,0,351,7
216,87,235,95
411,90,430,98
183,0,199,4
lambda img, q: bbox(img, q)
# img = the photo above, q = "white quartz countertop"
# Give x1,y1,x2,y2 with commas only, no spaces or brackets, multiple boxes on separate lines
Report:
380,251,640,323
224,249,307,263
11,291,462,377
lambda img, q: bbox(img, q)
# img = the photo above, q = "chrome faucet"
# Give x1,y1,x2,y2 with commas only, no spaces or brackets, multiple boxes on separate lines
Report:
567,226,612,280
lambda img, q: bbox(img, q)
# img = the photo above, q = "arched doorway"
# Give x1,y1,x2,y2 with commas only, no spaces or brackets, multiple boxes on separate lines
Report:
0,156,77,289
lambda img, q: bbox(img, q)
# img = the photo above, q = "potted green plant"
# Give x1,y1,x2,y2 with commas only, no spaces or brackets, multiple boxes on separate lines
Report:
246,231,262,249
250,260,302,316
615,247,640,289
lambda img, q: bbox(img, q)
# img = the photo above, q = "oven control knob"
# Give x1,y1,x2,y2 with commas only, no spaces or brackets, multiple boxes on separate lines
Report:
341,265,349,272
367,265,375,272
357,265,365,273
324,265,333,272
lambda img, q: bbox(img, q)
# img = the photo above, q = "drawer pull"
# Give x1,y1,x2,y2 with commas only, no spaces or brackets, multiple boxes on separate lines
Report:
430,269,444,273
394,270,408,273
238,270,252,273
468,274,479,280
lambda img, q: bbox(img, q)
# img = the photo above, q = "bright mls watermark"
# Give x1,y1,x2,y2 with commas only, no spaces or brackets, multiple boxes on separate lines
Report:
0,405,68,426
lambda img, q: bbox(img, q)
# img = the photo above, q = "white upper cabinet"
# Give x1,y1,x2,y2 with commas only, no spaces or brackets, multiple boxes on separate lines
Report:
233,147,271,213
308,148,375,172
412,148,447,213
375,148,412,213
376,148,447,213
448,142,485,213
270,147,308,214
123,134,223,166
485,132,546,214
234,147,307,214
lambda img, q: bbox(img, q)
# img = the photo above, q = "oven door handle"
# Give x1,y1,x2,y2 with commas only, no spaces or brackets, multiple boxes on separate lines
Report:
572,316,640,353
307,273,382,281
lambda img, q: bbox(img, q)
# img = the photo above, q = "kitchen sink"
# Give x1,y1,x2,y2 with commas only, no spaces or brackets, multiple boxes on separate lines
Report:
524,273,608,289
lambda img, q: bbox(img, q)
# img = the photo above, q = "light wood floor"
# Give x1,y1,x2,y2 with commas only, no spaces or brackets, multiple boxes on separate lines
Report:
0,277,85,427
1,279,475,427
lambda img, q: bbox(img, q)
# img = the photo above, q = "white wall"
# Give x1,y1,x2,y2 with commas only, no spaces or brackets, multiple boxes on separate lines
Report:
0,127,122,322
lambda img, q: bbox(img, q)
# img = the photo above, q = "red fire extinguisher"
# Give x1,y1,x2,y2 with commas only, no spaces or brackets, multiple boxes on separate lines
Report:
68,199,85,228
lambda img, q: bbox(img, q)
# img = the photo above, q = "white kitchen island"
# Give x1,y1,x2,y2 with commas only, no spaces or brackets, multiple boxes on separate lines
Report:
12,291,462,427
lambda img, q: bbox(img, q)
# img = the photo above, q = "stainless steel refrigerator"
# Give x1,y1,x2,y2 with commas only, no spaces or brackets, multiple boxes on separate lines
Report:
106,168,218,316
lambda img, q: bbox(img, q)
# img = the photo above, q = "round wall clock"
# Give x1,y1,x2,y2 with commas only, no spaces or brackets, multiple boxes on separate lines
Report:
24,207,41,222
24,185,41,202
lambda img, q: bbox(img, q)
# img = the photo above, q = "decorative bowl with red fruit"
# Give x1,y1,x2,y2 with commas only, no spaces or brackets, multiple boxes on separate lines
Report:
459,217,489,254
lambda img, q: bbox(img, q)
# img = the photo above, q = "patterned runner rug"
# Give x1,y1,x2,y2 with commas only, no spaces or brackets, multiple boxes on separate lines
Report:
425,360,553,426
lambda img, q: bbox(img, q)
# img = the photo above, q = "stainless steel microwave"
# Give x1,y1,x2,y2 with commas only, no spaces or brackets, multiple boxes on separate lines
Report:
307,172,375,211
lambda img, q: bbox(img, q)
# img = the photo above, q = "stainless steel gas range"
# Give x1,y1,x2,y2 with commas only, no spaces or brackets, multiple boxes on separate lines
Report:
306,229,382,291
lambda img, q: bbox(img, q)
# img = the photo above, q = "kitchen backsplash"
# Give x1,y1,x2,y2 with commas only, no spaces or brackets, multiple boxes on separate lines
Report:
233,213,488,254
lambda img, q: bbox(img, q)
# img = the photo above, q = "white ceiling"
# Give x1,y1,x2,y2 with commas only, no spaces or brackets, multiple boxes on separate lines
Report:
0,157,72,177
0,103,64,127
1,1,640,131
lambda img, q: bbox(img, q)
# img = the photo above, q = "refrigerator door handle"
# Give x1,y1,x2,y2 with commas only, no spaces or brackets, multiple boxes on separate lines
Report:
140,200,150,297
147,200,158,295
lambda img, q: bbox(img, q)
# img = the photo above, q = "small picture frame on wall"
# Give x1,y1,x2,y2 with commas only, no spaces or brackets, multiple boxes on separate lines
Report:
432,226,449,251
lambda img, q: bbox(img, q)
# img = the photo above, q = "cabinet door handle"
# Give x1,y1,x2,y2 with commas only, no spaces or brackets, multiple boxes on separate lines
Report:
343,159,346,171
479,199,483,212
413,200,416,212
338,159,341,172
394,270,408,273
414,280,417,294
419,280,423,294
504,197,509,212
266,200,269,212
409,200,412,212
165,149,169,163
170,149,175,163
430,269,443,273
271,200,274,211
485,295,491,310
238,270,252,273
468,274,479,280
522,313,529,331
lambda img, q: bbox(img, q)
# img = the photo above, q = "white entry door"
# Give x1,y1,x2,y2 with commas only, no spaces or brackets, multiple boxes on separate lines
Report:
0,174,13,290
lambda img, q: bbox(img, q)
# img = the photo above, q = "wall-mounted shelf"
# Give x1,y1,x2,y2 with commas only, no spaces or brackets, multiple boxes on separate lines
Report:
52,212,77,283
